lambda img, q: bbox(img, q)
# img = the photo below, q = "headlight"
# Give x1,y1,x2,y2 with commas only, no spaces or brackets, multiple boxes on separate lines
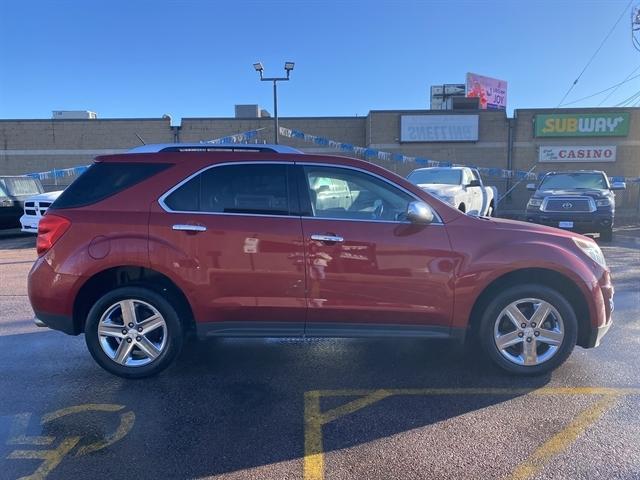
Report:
527,198,542,208
596,198,612,207
572,237,606,269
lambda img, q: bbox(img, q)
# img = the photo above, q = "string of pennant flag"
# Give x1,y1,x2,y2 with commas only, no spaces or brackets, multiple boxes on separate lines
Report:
24,126,640,184
25,129,266,181
278,126,640,184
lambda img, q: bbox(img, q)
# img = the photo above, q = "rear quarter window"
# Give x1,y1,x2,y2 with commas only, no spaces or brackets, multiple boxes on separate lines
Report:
51,162,169,209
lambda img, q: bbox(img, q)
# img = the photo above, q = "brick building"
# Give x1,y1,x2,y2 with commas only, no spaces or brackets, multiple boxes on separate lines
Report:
0,107,638,215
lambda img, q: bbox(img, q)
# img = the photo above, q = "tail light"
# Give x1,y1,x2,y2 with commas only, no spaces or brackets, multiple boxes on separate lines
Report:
37,214,71,256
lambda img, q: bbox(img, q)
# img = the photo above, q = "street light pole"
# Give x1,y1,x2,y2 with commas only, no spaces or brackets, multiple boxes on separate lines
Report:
253,62,295,144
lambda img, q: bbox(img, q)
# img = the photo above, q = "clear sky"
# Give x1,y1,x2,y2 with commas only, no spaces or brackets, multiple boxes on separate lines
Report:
0,0,637,120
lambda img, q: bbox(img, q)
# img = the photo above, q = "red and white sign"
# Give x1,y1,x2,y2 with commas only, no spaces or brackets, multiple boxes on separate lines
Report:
538,146,616,163
466,73,507,110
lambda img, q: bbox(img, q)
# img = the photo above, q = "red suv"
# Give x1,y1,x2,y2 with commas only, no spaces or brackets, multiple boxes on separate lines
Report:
29,144,614,378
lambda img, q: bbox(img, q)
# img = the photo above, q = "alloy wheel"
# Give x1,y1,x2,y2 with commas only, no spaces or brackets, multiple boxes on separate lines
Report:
97,299,168,367
493,298,565,366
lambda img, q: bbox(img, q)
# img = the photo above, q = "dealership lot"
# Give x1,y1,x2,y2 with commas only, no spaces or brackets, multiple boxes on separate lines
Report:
0,229,639,480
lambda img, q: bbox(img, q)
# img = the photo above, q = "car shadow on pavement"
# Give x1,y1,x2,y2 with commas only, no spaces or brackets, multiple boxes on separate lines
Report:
102,337,551,478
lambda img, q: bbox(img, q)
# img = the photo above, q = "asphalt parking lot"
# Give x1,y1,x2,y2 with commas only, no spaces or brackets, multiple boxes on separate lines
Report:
0,227,639,480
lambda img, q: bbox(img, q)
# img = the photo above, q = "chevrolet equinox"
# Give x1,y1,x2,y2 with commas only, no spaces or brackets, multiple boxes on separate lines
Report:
28,144,614,378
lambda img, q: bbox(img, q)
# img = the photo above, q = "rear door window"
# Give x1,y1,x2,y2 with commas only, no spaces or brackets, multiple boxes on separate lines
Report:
163,163,293,216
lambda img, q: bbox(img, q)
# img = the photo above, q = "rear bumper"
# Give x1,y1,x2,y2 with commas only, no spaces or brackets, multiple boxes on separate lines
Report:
28,257,81,335
33,311,76,335
525,210,613,233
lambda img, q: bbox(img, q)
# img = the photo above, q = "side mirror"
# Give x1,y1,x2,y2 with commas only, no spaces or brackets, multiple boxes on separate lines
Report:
526,183,537,191
406,201,434,225
610,181,626,191
467,179,481,188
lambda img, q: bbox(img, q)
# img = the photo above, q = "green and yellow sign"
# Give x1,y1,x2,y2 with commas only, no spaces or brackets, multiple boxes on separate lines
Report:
535,113,630,137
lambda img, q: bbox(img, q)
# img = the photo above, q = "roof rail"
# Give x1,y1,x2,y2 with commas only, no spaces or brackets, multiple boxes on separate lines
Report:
127,143,302,154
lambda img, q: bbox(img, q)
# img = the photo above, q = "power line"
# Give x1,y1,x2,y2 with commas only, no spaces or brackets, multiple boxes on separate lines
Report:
614,88,640,106
560,69,640,106
597,64,640,105
557,0,633,107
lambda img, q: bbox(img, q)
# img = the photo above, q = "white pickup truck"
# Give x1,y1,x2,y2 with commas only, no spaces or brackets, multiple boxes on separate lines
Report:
407,166,497,216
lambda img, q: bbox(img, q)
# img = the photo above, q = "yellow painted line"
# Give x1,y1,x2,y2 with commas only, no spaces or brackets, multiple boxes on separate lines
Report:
303,387,639,480
75,411,135,456
313,387,640,397
304,391,324,480
508,395,618,480
7,436,80,480
40,404,124,424
7,413,55,446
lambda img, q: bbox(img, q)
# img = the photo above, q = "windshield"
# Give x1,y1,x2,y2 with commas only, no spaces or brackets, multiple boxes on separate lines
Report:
539,172,608,190
2,177,43,196
407,169,461,186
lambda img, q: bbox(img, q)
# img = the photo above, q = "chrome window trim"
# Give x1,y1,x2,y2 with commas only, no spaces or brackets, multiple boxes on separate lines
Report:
541,196,596,213
158,160,444,225
158,161,293,216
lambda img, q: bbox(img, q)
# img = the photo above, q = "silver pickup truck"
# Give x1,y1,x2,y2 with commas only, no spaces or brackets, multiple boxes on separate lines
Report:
407,166,497,216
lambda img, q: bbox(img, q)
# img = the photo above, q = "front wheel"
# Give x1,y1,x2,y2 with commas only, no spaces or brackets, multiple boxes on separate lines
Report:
478,284,577,375
85,287,183,378
599,227,613,242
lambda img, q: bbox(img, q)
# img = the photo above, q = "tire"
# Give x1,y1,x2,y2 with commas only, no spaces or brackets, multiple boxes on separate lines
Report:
599,227,613,242
85,287,184,379
458,204,466,213
478,284,577,376
486,203,494,217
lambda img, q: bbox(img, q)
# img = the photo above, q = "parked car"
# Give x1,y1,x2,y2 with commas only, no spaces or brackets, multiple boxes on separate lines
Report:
0,176,44,229
407,166,497,216
20,190,63,234
29,144,614,378
525,170,625,242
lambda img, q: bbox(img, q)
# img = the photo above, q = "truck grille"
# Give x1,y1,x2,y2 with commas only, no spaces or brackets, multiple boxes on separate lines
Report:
24,201,52,217
542,197,595,213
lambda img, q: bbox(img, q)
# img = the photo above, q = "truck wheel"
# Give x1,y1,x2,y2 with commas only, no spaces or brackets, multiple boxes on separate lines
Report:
599,227,613,242
458,204,466,213
486,203,494,217
478,284,577,375
85,287,183,379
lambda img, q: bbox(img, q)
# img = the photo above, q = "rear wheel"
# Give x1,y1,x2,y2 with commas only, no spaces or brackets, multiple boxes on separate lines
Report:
478,284,577,375
458,203,466,213
85,287,183,378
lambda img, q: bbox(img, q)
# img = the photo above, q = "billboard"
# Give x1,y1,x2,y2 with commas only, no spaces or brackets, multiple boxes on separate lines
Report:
401,115,479,142
466,73,507,110
539,146,617,163
535,113,630,137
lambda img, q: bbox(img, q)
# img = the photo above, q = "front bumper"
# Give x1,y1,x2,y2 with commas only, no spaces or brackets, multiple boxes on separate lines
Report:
20,214,39,234
526,210,613,233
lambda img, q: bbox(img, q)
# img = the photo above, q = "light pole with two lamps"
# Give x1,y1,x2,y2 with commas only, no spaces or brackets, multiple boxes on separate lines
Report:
253,61,294,144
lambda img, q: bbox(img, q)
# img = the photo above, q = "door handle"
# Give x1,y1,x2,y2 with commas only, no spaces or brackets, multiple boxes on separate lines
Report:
311,234,344,243
172,224,207,232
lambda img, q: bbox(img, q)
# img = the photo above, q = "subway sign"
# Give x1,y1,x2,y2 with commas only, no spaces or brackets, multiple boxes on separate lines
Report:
535,113,630,137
